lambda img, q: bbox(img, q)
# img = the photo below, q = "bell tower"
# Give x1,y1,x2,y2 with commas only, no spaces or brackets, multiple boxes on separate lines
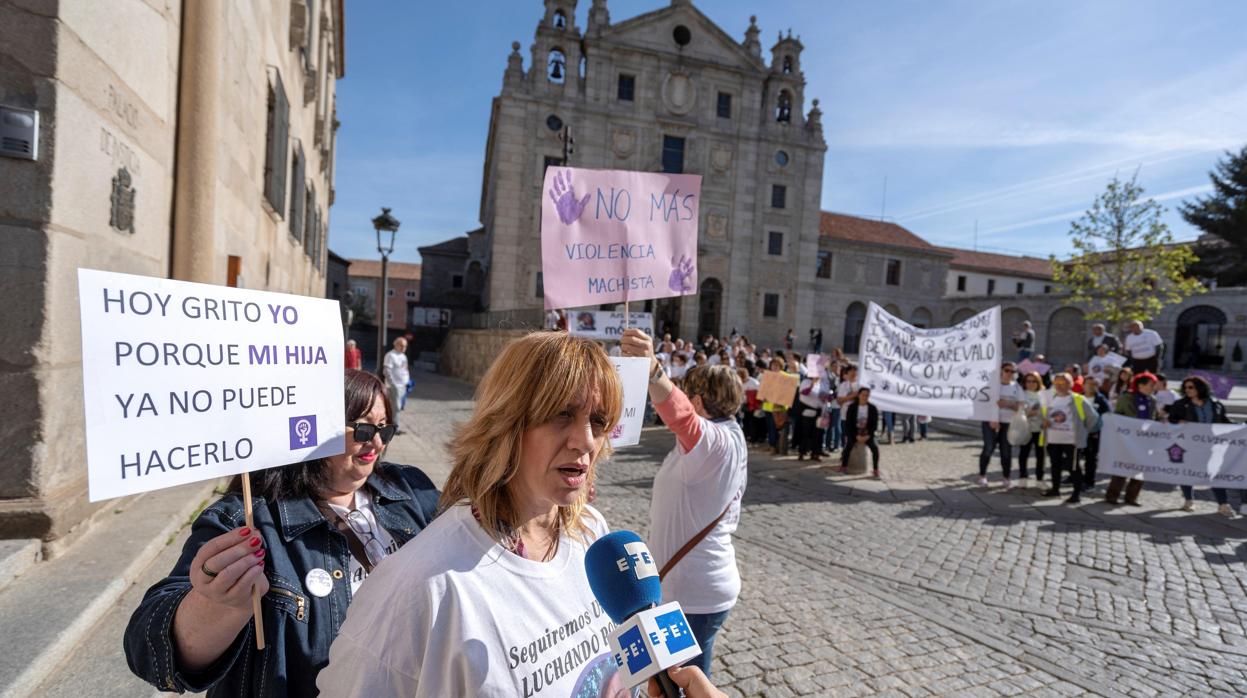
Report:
763,29,805,128
530,0,583,95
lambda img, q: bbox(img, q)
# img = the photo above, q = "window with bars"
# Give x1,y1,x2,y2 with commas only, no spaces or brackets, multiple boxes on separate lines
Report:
885,259,901,286
771,184,786,209
768,231,783,256
662,135,685,174
816,251,832,278
717,92,731,118
263,70,290,214
289,143,306,242
617,74,635,101
763,293,779,318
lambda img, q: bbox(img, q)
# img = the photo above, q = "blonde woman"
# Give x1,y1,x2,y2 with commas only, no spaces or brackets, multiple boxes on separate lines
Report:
318,332,630,696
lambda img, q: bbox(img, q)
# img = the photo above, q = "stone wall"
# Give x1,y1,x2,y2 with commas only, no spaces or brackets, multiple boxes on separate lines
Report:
0,0,341,542
439,329,532,385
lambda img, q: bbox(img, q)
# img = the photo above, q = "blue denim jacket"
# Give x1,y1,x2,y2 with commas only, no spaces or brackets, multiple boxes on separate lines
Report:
124,463,440,696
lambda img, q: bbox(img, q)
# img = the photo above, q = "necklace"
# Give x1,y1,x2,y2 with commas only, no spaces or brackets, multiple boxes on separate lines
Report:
471,506,560,561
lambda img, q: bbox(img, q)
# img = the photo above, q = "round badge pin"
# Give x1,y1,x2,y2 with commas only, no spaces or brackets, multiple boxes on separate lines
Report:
305,568,334,598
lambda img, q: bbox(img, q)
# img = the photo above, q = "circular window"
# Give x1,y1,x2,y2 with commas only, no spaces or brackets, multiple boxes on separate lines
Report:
546,114,564,132
673,25,691,46
775,150,790,167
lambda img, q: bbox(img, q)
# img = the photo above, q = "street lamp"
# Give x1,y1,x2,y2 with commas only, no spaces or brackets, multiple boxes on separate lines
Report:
372,207,400,375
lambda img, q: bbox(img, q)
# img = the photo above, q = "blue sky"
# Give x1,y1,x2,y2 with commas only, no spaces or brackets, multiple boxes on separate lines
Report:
330,0,1247,264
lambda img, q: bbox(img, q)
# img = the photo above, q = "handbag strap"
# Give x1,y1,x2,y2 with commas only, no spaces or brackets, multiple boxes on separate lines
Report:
659,501,731,582
316,502,375,574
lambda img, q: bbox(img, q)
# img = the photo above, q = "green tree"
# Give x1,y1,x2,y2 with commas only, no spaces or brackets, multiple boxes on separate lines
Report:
345,291,374,327
1050,173,1203,329
1180,145,1247,286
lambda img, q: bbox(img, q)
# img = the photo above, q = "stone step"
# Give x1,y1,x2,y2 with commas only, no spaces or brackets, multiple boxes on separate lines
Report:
0,539,41,596
28,506,201,698
0,481,217,698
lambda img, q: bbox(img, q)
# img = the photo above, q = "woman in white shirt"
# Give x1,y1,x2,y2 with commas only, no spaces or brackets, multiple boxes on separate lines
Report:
621,329,748,681
319,332,631,697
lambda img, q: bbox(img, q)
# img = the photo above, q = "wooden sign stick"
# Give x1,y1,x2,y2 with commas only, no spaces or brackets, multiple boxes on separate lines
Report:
623,301,630,332
241,472,266,650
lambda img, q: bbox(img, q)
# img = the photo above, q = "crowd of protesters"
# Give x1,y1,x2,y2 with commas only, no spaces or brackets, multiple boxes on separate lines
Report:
978,319,1244,516
650,327,929,480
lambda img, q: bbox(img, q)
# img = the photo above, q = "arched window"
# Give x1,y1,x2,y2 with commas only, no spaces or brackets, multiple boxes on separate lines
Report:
782,55,793,74
698,279,723,340
547,49,566,83
553,10,567,29
951,308,977,325
1176,305,1228,368
1046,307,1086,368
910,307,933,328
843,302,866,354
776,90,792,123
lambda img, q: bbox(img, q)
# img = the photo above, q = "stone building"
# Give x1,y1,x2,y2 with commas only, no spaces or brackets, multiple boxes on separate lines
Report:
478,0,827,344
417,227,488,313
347,259,422,330
0,0,343,544
433,0,1247,384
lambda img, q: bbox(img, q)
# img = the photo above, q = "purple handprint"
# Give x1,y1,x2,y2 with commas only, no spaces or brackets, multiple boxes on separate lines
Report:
668,255,695,293
548,169,590,225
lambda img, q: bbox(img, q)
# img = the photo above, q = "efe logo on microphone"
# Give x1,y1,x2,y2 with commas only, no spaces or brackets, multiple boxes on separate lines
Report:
615,541,658,579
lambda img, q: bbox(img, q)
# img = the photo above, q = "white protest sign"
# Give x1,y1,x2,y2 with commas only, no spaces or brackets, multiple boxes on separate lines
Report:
1099,414,1247,487
78,269,346,501
1105,351,1128,368
609,357,650,447
568,310,654,341
859,303,1001,420
805,354,823,379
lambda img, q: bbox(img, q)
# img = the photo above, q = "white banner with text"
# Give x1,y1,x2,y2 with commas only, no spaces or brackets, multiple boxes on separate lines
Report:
1098,414,1247,487
859,303,1001,420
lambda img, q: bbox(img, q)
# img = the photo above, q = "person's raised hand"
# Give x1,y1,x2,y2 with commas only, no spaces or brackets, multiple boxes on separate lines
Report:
648,665,727,698
621,328,658,374
188,526,270,612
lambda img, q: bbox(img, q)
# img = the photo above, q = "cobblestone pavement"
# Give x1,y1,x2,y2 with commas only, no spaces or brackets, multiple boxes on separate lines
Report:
396,372,1247,697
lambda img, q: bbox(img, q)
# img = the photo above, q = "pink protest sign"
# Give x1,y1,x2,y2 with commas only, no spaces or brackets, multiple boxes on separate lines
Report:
540,166,700,309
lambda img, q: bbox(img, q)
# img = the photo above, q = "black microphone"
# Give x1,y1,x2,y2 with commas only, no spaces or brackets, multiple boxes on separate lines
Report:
585,531,701,697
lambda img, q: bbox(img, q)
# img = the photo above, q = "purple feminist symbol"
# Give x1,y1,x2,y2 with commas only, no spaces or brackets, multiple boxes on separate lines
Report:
548,169,590,225
668,254,695,293
610,422,624,440
288,415,318,450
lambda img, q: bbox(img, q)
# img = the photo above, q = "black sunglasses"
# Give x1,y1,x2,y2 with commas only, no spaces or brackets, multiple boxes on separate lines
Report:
347,422,398,445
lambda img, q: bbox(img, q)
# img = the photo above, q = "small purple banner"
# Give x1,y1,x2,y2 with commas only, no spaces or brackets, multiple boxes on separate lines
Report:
1187,370,1237,400
289,415,318,450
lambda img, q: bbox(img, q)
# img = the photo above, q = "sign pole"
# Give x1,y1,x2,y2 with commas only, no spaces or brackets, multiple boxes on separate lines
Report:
241,473,266,650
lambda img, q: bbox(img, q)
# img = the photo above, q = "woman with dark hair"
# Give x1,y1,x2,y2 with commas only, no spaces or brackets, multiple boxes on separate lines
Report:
1105,372,1157,506
1168,375,1239,516
124,369,440,696
841,386,881,478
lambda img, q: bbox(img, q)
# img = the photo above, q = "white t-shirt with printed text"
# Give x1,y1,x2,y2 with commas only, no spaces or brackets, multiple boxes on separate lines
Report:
649,417,749,615
318,504,638,698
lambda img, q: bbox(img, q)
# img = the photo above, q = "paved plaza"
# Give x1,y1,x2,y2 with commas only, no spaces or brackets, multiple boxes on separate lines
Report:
395,371,1247,698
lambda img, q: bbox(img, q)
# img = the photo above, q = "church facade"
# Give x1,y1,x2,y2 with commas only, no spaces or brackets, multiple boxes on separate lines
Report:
478,0,826,343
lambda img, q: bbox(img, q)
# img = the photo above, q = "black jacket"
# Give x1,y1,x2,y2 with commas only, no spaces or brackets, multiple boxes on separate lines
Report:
844,402,879,438
1087,333,1121,358
1167,397,1233,425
